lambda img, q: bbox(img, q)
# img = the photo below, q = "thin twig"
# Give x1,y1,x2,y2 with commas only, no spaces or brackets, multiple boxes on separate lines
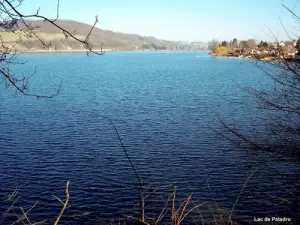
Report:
54,180,70,225
227,168,258,225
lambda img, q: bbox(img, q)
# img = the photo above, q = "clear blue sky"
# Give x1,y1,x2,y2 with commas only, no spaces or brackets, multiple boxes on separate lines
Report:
18,0,299,42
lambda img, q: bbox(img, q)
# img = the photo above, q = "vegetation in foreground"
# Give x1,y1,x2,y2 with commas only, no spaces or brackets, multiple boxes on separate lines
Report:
1,168,296,225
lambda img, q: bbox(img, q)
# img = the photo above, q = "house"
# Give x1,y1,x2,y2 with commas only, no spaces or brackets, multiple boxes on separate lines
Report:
293,40,297,47
284,40,297,48
279,41,285,47
272,42,278,48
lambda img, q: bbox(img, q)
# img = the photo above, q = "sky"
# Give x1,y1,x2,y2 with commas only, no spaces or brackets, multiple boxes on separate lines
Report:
18,0,300,42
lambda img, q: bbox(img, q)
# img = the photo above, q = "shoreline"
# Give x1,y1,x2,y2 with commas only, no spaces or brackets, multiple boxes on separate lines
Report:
9,49,208,54
17,49,114,54
209,52,278,61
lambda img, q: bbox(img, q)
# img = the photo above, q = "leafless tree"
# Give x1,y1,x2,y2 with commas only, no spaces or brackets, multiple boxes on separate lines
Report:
208,39,219,52
0,0,104,99
214,1,300,221
218,0,300,160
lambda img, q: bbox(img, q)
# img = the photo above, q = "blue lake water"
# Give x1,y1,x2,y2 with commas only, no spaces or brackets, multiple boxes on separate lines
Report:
0,52,299,224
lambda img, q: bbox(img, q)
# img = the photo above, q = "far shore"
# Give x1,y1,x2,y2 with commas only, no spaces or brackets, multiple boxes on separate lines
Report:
9,49,208,54
209,52,280,61
17,48,114,54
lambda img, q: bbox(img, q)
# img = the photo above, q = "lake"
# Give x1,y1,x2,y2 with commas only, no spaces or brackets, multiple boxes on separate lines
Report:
0,52,299,224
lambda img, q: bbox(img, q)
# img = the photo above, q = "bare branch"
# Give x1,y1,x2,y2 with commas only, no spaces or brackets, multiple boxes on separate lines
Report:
54,180,70,225
0,0,104,98
227,168,258,224
279,17,295,41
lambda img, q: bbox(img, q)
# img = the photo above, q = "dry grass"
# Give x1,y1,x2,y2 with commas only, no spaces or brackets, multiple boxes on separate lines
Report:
1,181,70,225
119,185,229,225
117,168,259,225
0,168,270,225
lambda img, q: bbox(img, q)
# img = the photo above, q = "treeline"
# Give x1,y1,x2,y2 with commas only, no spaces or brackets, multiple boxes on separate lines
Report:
10,36,206,52
140,43,167,50
16,38,104,50
15,38,188,51
208,38,258,54
209,38,300,54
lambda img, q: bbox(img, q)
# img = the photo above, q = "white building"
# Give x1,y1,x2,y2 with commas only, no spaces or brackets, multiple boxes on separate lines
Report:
279,41,285,47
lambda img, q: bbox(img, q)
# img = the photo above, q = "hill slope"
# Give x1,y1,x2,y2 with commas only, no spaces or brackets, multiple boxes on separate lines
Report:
0,19,207,52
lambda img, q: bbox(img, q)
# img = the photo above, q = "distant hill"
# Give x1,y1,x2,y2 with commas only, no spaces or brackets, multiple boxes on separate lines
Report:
0,19,207,52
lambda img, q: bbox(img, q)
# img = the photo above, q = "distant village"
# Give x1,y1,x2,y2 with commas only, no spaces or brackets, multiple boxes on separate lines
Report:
209,38,300,61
